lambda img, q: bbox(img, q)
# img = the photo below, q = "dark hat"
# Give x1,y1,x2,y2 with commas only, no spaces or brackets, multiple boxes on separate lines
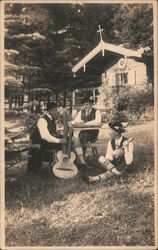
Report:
82,96,94,104
108,121,125,133
46,101,57,111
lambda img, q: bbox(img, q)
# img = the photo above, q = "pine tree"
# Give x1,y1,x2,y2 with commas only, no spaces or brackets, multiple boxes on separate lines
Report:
111,4,153,50
5,3,47,111
4,3,50,157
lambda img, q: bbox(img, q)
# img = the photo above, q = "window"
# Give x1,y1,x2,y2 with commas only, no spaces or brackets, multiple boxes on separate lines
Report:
74,88,99,106
115,72,128,86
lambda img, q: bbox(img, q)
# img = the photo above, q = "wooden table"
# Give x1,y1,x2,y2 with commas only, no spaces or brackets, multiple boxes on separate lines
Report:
71,123,103,137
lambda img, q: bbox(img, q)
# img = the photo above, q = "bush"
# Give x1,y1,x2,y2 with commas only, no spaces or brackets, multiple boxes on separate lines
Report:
97,85,154,123
117,87,154,112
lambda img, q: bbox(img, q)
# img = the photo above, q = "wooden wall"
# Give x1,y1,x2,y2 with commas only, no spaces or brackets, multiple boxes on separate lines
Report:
102,58,147,88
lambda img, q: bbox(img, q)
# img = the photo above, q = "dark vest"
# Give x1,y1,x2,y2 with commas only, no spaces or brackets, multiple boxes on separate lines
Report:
30,115,56,144
111,136,128,151
43,115,56,137
81,108,96,122
111,136,128,165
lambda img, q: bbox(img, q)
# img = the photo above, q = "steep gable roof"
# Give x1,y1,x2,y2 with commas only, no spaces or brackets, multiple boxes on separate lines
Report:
72,40,143,74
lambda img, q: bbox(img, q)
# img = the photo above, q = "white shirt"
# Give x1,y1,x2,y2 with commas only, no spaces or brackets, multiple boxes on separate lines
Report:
37,114,60,143
73,108,101,125
105,136,134,165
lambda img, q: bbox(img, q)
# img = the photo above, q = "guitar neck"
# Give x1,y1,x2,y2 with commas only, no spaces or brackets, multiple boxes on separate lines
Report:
62,117,68,154
67,127,73,158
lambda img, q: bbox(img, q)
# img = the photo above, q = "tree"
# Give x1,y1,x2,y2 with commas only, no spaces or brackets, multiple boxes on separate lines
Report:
111,4,153,50
4,3,47,109
39,3,116,95
5,3,153,107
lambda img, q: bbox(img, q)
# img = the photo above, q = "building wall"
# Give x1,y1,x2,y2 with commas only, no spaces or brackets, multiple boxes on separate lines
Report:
102,58,147,88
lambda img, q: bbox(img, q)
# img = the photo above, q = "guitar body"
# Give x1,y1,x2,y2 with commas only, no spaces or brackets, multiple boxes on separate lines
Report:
53,151,78,179
52,119,78,179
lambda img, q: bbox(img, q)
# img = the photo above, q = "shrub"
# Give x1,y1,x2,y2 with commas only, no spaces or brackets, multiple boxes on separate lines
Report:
97,85,154,123
115,87,154,114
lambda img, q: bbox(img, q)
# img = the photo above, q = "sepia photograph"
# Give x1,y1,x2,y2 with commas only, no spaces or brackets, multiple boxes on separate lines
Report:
0,0,157,248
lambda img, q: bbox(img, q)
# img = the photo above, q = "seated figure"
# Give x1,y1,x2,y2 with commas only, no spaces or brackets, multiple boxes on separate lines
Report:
27,102,65,175
85,121,134,183
72,96,101,169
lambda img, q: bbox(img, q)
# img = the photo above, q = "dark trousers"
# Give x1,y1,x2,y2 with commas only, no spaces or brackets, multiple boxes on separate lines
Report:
112,157,133,173
28,142,62,174
28,148,42,174
79,129,99,155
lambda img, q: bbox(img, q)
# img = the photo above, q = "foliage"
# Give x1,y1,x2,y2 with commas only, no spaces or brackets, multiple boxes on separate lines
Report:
112,4,153,50
4,3,45,97
5,3,153,94
116,87,154,112
97,84,154,123
4,3,154,118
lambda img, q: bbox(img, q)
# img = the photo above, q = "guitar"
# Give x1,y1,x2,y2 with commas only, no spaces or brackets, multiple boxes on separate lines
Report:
52,117,78,179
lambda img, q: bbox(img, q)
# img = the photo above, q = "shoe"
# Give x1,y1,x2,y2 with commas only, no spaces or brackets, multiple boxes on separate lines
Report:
82,175,98,184
88,176,101,183
85,164,94,170
81,173,89,183
78,162,94,170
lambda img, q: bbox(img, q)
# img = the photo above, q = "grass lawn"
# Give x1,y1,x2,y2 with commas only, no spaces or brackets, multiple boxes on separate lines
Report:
5,121,155,246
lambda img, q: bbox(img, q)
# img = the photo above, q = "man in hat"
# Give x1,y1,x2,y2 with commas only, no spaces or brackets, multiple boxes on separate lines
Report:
28,101,65,175
85,121,134,183
72,96,101,169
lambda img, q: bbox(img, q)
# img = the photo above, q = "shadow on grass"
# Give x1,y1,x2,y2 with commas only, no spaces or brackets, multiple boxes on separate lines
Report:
5,184,154,247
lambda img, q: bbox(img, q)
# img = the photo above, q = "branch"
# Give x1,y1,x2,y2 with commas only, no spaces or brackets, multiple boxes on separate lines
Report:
12,32,46,41
5,49,19,56
5,76,23,87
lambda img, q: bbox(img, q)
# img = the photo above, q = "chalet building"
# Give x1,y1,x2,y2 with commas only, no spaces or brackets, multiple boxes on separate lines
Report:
72,27,153,111
101,57,148,88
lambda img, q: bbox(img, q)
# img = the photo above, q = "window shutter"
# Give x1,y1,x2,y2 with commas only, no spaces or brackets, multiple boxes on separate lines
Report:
128,70,135,85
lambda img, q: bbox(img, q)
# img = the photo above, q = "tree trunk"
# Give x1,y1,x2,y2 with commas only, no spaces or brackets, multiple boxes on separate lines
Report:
63,88,67,107
56,92,58,105
9,96,12,110
70,90,73,113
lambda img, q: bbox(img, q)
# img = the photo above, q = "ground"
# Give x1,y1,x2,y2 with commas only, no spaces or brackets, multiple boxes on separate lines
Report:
5,121,155,246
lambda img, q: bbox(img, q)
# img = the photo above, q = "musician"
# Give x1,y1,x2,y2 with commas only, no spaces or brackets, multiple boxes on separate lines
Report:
72,96,101,169
27,101,65,175
85,121,134,183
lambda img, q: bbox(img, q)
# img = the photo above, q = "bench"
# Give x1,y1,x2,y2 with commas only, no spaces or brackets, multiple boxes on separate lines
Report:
28,140,106,162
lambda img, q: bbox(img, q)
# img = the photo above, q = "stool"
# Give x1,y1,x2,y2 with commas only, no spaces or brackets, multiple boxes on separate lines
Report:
87,140,98,157
91,146,98,157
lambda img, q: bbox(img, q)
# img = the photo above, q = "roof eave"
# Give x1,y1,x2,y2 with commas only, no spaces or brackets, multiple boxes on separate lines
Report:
72,41,103,73
102,42,142,58
72,41,142,74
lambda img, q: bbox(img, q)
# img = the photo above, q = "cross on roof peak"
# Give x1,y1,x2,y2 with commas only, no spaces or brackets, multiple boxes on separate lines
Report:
97,25,103,42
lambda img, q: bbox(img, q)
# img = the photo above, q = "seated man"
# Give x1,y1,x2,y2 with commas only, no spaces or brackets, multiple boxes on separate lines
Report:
72,96,101,169
28,101,65,175
85,121,134,183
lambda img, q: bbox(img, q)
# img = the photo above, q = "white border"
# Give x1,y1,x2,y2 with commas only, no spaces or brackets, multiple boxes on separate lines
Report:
1,0,157,250
153,0,158,248
0,1,5,250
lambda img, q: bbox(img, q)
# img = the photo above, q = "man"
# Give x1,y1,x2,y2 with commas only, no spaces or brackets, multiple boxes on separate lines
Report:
72,96,101,169
85,121,134,183
28,101,65,175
